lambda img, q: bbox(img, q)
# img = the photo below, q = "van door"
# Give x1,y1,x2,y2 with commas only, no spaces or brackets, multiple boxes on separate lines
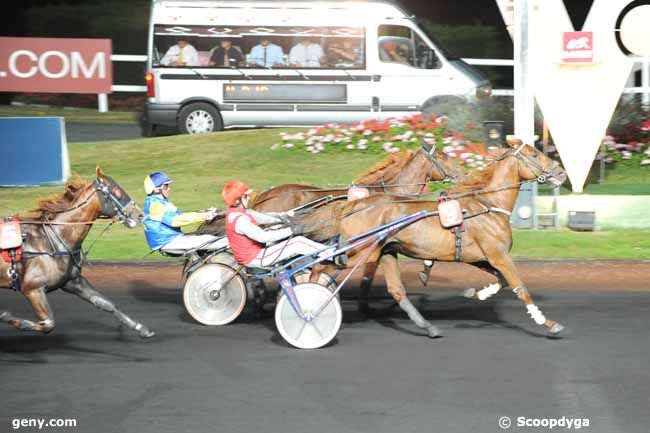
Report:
371,24,454,119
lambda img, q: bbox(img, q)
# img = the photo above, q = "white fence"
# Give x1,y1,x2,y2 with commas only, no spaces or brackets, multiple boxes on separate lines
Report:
99,55,650,112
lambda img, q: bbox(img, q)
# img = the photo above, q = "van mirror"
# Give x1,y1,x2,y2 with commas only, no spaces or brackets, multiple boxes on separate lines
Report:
417,45,441,69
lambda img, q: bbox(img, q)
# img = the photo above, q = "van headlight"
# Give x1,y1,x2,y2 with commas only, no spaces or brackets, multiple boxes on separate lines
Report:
475,82,492,99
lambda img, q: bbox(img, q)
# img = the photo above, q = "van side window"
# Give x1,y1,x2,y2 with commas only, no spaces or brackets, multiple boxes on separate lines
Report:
152,25,365,70
378,25,441,69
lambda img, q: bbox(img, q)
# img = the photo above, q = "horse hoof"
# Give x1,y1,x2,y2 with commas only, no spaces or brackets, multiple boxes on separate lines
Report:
139,327,155,338
462,288,477,299
427,326,442,338
549,323,564,335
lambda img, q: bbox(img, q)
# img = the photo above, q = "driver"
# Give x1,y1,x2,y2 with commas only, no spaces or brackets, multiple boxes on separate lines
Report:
222,180,336,268
143,171,221,253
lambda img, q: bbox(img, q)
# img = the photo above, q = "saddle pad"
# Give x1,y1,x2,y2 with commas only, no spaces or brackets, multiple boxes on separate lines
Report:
0,218,22,249
347,186,370,202
439,200,463,228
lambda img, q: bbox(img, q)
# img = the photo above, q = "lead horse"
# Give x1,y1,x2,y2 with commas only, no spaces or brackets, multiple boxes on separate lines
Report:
308,137,567,337
0,167,155,338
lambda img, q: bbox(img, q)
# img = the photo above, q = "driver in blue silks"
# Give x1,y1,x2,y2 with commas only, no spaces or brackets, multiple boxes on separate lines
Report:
143,171,221,253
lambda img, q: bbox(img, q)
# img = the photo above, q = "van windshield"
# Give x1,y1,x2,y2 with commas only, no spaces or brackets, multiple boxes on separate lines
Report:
153,25,366,69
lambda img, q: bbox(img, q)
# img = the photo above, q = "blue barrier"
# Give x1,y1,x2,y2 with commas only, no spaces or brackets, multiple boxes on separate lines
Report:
0,117,70,186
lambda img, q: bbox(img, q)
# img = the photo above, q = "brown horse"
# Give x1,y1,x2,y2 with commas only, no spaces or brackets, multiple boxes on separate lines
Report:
0,167,155,338
308,137,567,337
195,144,459,236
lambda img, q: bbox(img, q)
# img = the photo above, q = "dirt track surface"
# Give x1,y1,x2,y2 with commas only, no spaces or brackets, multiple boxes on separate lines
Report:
82,259,650,294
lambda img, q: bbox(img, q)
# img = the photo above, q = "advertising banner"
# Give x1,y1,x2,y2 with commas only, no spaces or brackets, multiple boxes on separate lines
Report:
0,37,112,93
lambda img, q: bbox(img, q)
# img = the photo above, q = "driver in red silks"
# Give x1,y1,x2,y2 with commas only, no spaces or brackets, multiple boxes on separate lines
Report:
222,180,334,268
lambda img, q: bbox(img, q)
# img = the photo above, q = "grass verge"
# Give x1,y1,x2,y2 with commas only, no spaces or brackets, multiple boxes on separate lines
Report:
0,104,139,124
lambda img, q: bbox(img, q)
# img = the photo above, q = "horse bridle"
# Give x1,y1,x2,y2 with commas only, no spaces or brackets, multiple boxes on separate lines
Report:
93,177,139,228
498,143,558,184
420,147,456,182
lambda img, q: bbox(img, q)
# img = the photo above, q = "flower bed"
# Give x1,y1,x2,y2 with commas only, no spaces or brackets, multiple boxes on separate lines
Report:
272,114,490,170
604,114,650,166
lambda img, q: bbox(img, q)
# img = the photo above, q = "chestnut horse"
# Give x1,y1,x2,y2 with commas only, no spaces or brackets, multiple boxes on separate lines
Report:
0,168,155,338
195,144,459,236
308,137,567,337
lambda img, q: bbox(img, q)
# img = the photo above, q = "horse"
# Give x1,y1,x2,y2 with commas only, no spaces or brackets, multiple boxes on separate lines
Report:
0,167,155,338
308,137,567,337
195,143,459,236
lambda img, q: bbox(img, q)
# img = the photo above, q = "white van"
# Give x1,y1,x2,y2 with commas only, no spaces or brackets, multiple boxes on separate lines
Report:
143,0,491,134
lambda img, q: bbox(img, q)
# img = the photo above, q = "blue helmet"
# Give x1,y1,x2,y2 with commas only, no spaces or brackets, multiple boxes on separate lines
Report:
144,171,172,194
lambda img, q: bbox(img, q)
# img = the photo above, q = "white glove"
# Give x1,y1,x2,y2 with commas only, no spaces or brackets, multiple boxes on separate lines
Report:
204,208,220,221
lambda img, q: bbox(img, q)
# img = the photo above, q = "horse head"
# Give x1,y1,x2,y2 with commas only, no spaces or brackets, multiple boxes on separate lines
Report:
418,137,462,182
94,167,143,228
504,136,567,187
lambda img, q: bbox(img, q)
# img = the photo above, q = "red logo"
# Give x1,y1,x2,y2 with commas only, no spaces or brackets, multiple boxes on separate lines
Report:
0,37,112,93
562,32,593,63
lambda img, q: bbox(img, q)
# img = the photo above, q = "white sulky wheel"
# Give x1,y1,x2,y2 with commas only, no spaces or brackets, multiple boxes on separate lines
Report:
293,270,339,300
183,264,247,326
275,282,343,349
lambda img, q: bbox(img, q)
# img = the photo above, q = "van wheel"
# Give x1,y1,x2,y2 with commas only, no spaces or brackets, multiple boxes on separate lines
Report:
178,103,222,134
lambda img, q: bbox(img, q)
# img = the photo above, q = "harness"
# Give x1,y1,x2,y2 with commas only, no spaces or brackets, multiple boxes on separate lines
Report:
0,216,23,291
2,177,135,290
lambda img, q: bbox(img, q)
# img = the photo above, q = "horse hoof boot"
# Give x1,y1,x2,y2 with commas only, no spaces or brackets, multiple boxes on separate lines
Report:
427,325,442,338
462,288,477,299
549,323,564,335
139,327,155,338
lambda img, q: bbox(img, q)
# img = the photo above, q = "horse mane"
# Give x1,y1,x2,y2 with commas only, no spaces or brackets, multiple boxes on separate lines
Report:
354,150,417,185
24,177,90,218
449,161,497,193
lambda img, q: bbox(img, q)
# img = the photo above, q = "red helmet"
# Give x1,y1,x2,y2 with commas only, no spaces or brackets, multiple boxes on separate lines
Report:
222,180,250,206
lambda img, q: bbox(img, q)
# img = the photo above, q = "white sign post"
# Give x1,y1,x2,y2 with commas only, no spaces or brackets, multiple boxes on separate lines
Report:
497,0,644,193
530,0,635,192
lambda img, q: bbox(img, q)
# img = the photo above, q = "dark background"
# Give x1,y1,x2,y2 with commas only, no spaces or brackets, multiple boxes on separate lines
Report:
4,0,595,44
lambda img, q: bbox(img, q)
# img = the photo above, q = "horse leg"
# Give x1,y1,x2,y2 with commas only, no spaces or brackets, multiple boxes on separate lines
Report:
0,287,55,333
485,252,564,335
62,276,155,338
380,254,441,338
462,261,509,301
358,260,379,315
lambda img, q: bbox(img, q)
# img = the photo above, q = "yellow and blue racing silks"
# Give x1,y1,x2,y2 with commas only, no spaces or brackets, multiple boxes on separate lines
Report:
143,195,204,250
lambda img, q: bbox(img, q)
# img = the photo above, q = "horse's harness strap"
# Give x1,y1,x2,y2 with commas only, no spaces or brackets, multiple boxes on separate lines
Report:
453,225,464,262
489,207,512,216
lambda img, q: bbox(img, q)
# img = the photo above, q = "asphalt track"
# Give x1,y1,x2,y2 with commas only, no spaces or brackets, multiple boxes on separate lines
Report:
1,261,649,433
66,122,143,143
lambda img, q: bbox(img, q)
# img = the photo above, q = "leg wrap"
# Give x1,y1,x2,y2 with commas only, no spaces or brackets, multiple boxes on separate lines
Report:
399,298,430,329
477,283,501,301
17,319,38,331
38,318,55,332
90,295,115,312
113,310,138,330
526,304,547,325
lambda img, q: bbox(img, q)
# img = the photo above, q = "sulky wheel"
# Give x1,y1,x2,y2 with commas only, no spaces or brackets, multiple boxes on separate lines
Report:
275,282,343,349
183,264,247,326
293,270,339,299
